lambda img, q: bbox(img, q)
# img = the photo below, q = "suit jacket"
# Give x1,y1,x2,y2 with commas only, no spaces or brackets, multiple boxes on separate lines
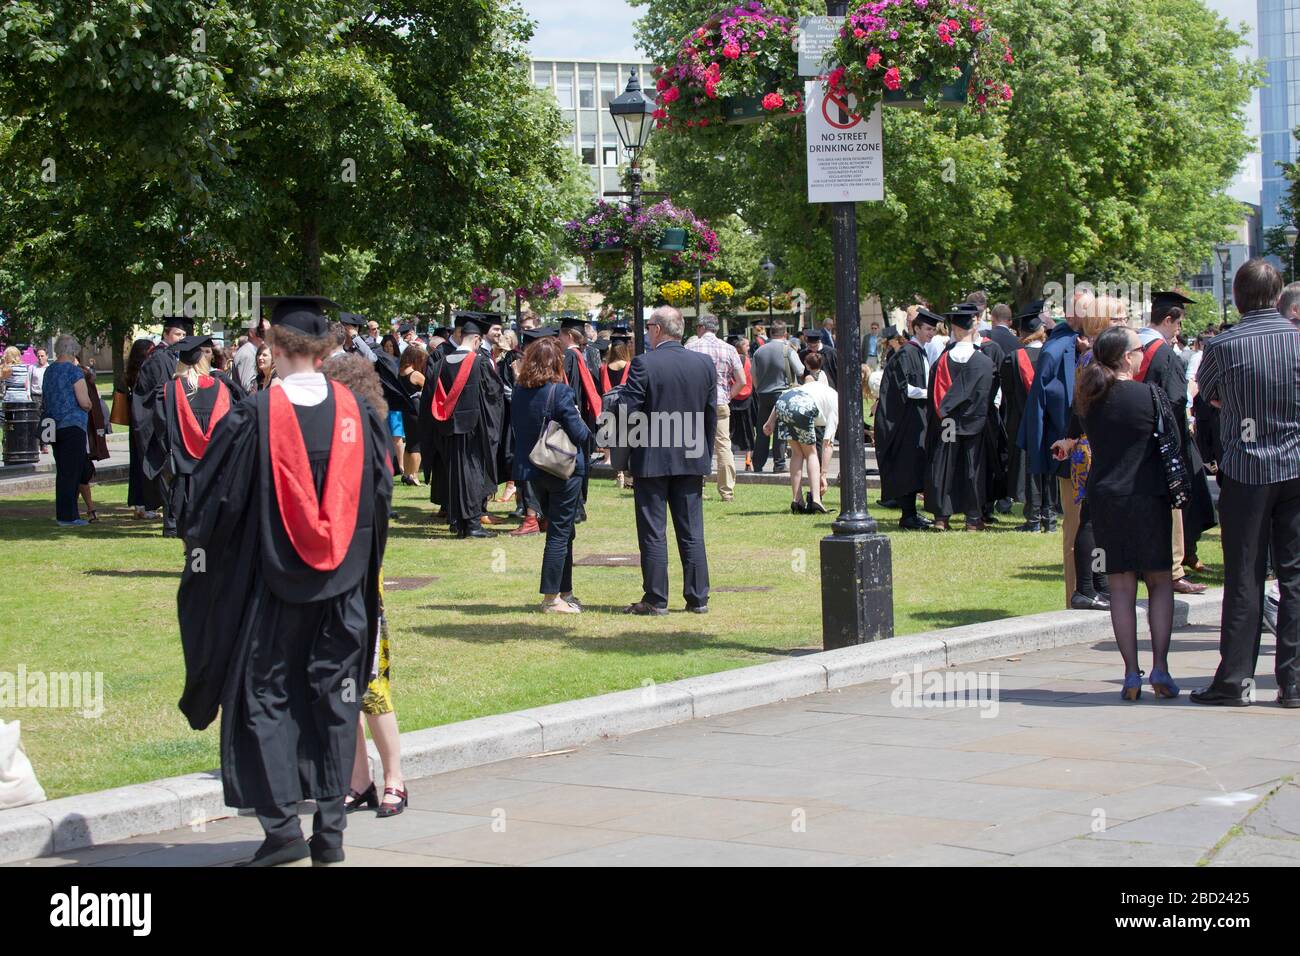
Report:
615,339,717,478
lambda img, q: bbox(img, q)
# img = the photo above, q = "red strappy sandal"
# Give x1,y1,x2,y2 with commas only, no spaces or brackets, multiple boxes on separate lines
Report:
376,785,408,818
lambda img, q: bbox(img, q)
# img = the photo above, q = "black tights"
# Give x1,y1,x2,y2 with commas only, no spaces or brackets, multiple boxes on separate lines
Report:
1073,503,1108,598
1107,570,1174,675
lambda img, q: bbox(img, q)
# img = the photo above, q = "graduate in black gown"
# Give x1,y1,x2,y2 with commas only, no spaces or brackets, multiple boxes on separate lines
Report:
874,308,940,530
176,295,392,867
924,307,996,531
799,326,838,389
418,312,504,538
1002,302,1057,531
340,311,415,428
1135,291,1216,589
132,315,192,537
561,316,602,519
964,305,1009,523
144,335,239,539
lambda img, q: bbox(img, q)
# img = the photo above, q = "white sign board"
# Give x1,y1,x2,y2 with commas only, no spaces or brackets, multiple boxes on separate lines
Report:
805,80,883,203
797,16,843,77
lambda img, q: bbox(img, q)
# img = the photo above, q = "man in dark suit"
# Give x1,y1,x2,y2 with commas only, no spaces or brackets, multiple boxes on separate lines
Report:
616,306,717,615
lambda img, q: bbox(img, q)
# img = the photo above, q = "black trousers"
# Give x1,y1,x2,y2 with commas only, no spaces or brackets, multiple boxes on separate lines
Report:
1210,475,1300,695
257,797,346,851
633,474,709,609
753,392,786,472
532,471,582,595
53,427,87,522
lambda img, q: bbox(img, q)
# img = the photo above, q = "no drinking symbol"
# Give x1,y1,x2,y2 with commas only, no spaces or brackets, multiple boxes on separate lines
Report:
822,88,862,129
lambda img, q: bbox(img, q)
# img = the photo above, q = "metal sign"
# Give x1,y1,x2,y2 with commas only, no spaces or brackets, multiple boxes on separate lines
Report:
805,80,883,203
797,16,843,77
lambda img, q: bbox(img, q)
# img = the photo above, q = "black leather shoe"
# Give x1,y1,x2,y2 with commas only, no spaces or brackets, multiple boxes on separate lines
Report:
1278,685,1300,709
464,527,496,538
1190,687,1251,707
898,514,929,531
236,836,310,867
994,497,1014,514
308,835,345,866
1070,592,1109,611
686,604,709,614
1014,519,1042,532
1040,518,1058,533
878,498,898,508
623,602,669,616
790,499,807,515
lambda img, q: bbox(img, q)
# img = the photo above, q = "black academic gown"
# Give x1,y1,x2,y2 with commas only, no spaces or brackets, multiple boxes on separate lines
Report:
1138,338,1215,539
131,343,180,522
146,374,238,536
874,342,929,500
564,347,602,504
1000,341,1042,501
421,350,503,529
799,346,838,389
976,338,1009,505
924,344,995,519
176,383,391,810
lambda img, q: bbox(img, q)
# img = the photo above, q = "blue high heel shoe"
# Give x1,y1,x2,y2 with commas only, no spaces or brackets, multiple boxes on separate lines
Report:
1149,668,1180,699
1121,671,1144,701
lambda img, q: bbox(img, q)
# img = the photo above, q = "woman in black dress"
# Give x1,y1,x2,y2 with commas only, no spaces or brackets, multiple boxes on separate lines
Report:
727,335,756,469
1052,326,1178,701
397,345,427,485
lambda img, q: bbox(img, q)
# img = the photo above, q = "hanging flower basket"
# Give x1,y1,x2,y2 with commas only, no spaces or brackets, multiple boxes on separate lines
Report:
826,1,1012,112
652,3,804,131
656,228,688,253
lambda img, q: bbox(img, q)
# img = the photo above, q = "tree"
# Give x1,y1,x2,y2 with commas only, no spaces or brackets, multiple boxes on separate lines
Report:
632,0,1260,313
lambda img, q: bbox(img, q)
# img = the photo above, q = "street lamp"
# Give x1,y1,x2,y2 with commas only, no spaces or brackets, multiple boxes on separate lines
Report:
761,256,776,325
609,70,657,355
1286,225,1298,283
1214,244,1232,324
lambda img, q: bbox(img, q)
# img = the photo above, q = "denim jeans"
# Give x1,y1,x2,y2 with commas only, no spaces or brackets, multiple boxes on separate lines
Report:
531,471,583,595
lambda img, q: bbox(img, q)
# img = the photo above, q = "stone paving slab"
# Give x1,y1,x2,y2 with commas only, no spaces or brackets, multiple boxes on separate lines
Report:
9,606,1297,868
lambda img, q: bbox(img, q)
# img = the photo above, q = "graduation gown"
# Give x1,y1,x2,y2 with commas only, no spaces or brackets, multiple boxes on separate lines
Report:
146,374,238,535
131,343,180,504
924,343,995,518
176,382,391,809
600,360,633,471
976,338,1009,504
799,346,838,389
496,350,520,483
1000,341,1042,501
419,350,503,527
565,347,602,503
874,341,929,500
1135,337,1216,538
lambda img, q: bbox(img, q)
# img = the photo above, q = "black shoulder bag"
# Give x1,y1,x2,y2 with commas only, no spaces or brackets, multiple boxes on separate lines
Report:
1149,385,1190,509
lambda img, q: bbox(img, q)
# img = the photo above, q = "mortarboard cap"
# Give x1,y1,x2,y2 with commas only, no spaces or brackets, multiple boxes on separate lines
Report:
521,327,557,346
945,304,978,329
453,311,503,337
339,311,365,329
259,295,340,338
1151,290,1194,322
177,334,213,365
912,308,943,328
559,315,588,332
1015,299,1046,335
162,315,195,336
609,323,631,342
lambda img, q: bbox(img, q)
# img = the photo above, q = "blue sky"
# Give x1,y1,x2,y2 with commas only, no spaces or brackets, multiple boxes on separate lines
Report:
525,0,1263,203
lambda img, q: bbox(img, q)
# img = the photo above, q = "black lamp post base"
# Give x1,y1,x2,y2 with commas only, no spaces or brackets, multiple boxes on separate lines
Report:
820,532,894,650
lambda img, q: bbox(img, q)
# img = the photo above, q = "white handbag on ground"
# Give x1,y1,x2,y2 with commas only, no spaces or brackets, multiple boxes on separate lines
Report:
0,719,46,809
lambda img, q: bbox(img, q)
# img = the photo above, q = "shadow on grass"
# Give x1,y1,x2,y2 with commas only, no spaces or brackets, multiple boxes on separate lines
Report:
909,607,1016,628
409,619,793,657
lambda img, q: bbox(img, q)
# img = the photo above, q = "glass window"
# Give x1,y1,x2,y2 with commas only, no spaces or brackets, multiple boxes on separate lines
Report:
533,62,551,91
602,168,621,195
555,65,574,109
579,65,596,109
600,66,618,108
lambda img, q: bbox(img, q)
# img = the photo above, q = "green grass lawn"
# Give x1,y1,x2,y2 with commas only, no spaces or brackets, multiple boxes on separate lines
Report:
0,476,1224,799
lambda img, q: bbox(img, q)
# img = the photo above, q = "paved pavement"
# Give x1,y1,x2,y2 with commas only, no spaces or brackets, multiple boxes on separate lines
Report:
12,620,1299,867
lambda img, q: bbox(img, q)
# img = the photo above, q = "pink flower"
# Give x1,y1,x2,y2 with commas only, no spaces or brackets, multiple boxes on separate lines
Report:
1003,50,1014,64
722,43,741,58
656,77,669,91
704,78,718,99
1000,84,1012,101
827,65,846,92
970,18,984,32
652,107,667,119
661,86,680,103
866,49,881,69
976,93,987,106
761,91,784,110
883,66,901,90
699,119,709,126
853,28,866,38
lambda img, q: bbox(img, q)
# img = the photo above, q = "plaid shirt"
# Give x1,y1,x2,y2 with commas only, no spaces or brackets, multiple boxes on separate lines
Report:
686,332,744,406
1196,308,1300,484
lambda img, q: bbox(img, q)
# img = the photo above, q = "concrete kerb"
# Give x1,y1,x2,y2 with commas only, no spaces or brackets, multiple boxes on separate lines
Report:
0,588,1225,864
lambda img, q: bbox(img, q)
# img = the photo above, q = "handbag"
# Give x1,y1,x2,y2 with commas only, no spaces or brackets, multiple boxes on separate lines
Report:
1149,385,1190,509
528,383,579,478
110,387,131,426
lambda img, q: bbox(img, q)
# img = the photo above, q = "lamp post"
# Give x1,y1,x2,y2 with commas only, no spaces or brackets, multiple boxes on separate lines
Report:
609,71,657,355
1214,244,1232,324
761,256,776,324
819,0,893,650
1286,225,1298,283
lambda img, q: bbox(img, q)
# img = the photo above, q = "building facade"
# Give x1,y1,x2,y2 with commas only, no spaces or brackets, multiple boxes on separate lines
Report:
1187,202,1262,309
1259,0,1300,235
531,57,655,199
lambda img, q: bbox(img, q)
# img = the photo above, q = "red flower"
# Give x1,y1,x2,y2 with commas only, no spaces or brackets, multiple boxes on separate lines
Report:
705,78,718,99
722,43,741,59
1003,50,1014,64
1000,84,1013,101
828,65,846,91
883,67,901,91
853,28,865,38
652,107,667,120
661,86,680,103
656,77,669,91
866,49,881,69
761,92,784,111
